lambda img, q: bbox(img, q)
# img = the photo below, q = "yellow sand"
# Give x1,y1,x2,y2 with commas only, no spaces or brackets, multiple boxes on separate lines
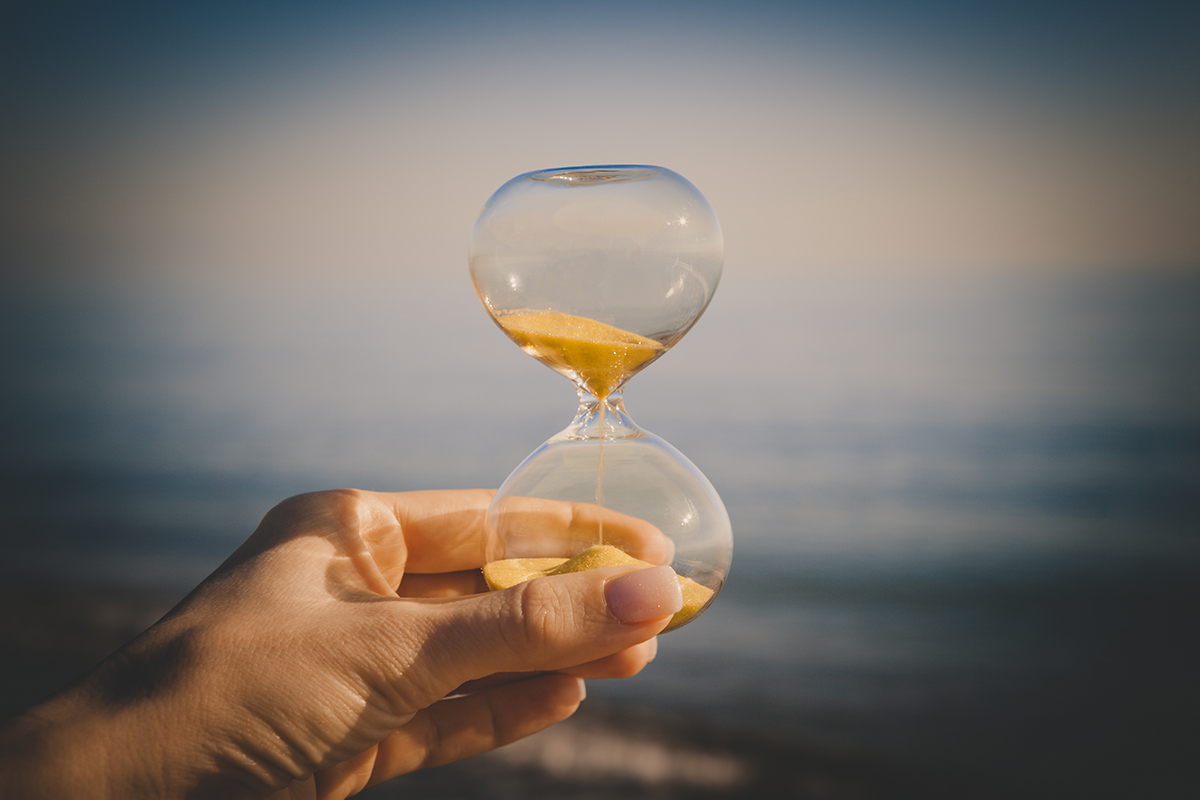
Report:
483,544,713,631
496,310,663,399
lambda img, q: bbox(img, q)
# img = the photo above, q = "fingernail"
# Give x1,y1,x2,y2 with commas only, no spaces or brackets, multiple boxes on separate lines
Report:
605,566,683,624
576,677,587,701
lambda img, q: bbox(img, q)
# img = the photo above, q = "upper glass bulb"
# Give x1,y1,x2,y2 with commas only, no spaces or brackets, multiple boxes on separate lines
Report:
470,165,724,394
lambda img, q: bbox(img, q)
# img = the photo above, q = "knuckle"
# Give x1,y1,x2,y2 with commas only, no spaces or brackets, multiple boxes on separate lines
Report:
508,577,577,655
261,488,369,530
609,648,650,678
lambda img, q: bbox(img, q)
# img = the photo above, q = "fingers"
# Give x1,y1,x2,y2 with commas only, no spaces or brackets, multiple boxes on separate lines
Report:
557,637,659,679
491,496,675,564
365,673,586,787
328,489,676,594
246,489,677,591
447,636,659,697
382,489,496,574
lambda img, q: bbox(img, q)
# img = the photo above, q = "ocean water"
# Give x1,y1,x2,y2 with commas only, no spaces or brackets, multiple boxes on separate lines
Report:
2,265,1198,795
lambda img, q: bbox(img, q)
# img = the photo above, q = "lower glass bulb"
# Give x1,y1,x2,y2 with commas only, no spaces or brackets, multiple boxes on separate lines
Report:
483,394,732,631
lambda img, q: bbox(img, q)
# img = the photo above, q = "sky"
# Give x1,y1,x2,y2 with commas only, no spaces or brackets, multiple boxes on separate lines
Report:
2,0,1198,283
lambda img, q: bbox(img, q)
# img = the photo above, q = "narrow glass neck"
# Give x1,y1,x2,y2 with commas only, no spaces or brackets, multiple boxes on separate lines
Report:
561,388,640,440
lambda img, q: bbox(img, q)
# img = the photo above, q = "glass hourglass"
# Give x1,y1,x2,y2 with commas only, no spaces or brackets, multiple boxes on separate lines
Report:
469,165,731,631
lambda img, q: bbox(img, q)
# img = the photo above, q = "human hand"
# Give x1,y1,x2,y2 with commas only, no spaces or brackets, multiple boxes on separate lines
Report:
0,489,684,799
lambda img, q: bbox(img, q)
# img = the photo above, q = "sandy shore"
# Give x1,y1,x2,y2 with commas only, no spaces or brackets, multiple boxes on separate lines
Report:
0,579,974,799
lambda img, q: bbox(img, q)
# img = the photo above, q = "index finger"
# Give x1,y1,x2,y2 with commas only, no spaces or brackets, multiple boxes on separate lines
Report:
489,495,675,565
360,489,673,579
375,489,496,575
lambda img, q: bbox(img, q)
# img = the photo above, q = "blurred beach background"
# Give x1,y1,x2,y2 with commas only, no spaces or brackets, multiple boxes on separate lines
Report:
2,2,1198,798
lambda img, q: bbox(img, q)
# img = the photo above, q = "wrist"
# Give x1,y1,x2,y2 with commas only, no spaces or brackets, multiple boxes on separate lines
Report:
0,682,156,799
0,627,268,800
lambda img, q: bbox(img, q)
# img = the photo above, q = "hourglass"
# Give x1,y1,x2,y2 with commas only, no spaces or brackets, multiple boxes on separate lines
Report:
469,165,731,631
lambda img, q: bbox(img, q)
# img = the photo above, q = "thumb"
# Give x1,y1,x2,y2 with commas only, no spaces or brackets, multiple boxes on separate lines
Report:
415,564,683,690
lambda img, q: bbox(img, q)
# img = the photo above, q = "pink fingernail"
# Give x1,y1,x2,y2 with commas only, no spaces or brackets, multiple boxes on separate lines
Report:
605,566,683,624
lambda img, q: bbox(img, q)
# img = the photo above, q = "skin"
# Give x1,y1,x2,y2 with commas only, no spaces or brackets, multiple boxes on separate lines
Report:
0,489,682,799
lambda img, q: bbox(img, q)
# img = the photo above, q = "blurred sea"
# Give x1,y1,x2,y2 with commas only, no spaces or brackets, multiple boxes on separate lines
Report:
2,265,1198,796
